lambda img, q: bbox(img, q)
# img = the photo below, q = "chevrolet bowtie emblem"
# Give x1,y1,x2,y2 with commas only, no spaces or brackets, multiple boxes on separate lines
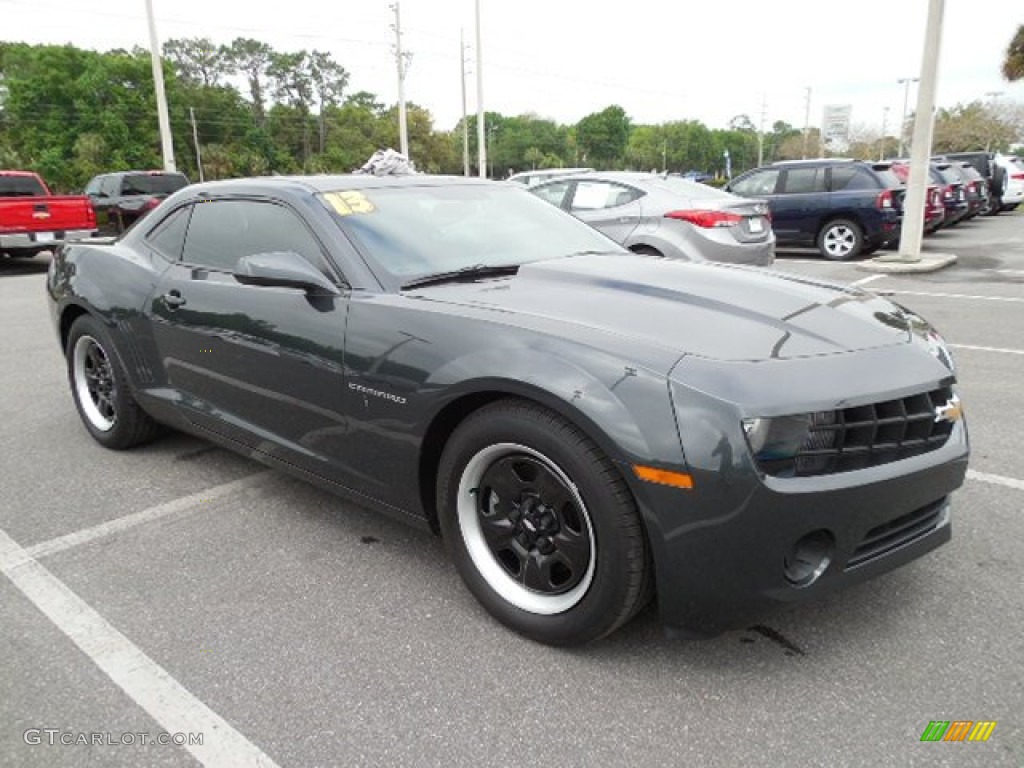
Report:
32,211,51,220
934,395,963,424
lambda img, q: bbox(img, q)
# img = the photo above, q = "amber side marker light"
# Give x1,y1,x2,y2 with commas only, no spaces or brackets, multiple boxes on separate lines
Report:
633,465,694,489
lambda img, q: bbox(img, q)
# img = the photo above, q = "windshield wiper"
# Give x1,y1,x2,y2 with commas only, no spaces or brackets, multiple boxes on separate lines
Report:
401,263,521,290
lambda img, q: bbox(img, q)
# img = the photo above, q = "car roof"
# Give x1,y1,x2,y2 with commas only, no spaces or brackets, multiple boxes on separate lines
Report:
770,158,858,166
509,168,593,179
531,171,674,186
0,170,40,177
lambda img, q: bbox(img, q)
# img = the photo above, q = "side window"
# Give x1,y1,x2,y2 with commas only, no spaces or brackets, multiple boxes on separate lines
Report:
146,206,192,261
830,167,879,191
100,176,120,197
782,168,825,194
731,170,779,197
531,181,572,207
182,199,330,275
570,181,642,211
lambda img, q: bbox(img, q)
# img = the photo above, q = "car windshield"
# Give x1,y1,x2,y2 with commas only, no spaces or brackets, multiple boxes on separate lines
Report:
0,176,46,196
321,183,622,279
121,174,189,195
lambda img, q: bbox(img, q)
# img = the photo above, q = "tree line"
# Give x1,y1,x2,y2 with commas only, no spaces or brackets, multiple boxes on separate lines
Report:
0,39,1021,192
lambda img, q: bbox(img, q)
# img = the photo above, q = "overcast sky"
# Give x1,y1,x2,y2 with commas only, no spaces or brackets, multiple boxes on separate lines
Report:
2,0,1021,133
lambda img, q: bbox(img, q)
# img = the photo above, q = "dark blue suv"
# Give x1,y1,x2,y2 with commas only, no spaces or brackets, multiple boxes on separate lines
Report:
727,160,904,260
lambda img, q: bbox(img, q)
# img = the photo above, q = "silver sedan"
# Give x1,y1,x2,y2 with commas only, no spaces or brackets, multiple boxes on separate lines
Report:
528,171,774,266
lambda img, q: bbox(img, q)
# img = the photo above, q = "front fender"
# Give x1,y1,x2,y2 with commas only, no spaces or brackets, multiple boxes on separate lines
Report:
422,344,685,469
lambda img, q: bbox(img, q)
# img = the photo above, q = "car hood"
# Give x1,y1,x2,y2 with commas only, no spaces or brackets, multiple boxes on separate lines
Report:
410,253,917,364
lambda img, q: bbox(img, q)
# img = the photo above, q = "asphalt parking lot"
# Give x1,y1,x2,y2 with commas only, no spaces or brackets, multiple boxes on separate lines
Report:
2,212,1022,768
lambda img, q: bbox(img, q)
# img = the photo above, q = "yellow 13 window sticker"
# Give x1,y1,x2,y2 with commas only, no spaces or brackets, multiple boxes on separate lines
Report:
324,190,375,216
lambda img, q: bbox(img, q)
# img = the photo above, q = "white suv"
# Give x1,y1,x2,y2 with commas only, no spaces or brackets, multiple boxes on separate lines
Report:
995,154,1024,210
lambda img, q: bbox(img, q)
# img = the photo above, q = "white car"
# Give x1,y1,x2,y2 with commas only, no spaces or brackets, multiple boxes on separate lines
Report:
995,154,1024,210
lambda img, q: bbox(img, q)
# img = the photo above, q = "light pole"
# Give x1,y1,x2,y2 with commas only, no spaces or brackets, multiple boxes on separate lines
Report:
144,0,175,172
391,2,410,159
475,0,486,179
897,77,919,157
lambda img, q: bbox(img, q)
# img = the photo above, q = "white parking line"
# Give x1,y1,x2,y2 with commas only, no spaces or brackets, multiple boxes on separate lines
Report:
27,472,273,560
949,344,1024,357
851,274,886,287
0,528,280,767
884,290,1024,303
967,470,1024,492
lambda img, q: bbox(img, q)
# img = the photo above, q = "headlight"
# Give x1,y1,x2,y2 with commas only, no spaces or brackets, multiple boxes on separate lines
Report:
742,412,837,476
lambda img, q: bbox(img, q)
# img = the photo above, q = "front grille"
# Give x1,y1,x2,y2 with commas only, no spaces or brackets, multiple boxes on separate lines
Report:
846,497,947,569
760,385,956,478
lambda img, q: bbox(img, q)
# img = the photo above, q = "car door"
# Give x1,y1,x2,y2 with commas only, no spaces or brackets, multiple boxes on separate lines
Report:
773,167,825,244
567,180,644,244
146,196,352,477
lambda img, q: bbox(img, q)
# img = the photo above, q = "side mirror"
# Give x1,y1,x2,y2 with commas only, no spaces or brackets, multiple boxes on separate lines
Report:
233,251,341,296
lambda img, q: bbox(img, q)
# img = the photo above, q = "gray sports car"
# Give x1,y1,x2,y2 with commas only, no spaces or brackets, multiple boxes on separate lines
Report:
47,175,968,646
529,171,775,266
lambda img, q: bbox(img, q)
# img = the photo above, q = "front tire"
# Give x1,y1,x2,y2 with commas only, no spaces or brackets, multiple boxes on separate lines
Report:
437,400,651,646
817,218,864,260
66,314,162,449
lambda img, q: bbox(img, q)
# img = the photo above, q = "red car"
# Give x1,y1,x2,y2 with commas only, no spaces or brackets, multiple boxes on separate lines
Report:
889,162,945,232
0,171,97,258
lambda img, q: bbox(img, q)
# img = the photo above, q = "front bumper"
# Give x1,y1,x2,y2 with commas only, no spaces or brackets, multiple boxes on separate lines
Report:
635,440,965,635
632,345,968,635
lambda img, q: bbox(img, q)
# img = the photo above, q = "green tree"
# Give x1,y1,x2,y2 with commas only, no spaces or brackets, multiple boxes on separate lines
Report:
576,105,631,168
163,37,227,87
223,38,274,123
1003,25,1024,81
932,101,1017,152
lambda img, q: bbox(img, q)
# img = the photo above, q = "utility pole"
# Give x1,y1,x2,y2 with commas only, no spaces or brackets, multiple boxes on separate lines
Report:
189,107,204,182
475,0,486,179
758,93,767,166
879,106,889,162
460,29,470,176
801,87,811,159
144,0,175,172
391,2,410,158
897,76,919,156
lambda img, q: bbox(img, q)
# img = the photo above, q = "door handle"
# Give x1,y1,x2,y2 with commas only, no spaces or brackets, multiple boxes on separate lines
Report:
163,290,186,308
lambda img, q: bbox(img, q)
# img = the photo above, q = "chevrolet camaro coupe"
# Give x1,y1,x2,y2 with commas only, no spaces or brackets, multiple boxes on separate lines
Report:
47,175,969,646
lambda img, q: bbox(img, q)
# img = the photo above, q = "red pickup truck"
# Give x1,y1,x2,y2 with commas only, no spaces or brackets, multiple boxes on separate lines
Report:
0,171,98,258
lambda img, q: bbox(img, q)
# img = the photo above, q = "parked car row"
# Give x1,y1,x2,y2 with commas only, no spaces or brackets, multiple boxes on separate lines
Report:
1,168,191,258
521,151,1020,264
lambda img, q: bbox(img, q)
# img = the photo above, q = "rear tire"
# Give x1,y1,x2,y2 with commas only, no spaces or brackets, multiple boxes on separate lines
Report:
66,314,162,449
817,219,863,261
437,400,652,646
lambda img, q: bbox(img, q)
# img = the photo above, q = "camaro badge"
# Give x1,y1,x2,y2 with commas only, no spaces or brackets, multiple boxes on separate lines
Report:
934,395,962,424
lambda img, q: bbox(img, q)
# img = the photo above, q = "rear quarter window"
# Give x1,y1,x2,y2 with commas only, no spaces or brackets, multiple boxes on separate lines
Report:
830,166,881,191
